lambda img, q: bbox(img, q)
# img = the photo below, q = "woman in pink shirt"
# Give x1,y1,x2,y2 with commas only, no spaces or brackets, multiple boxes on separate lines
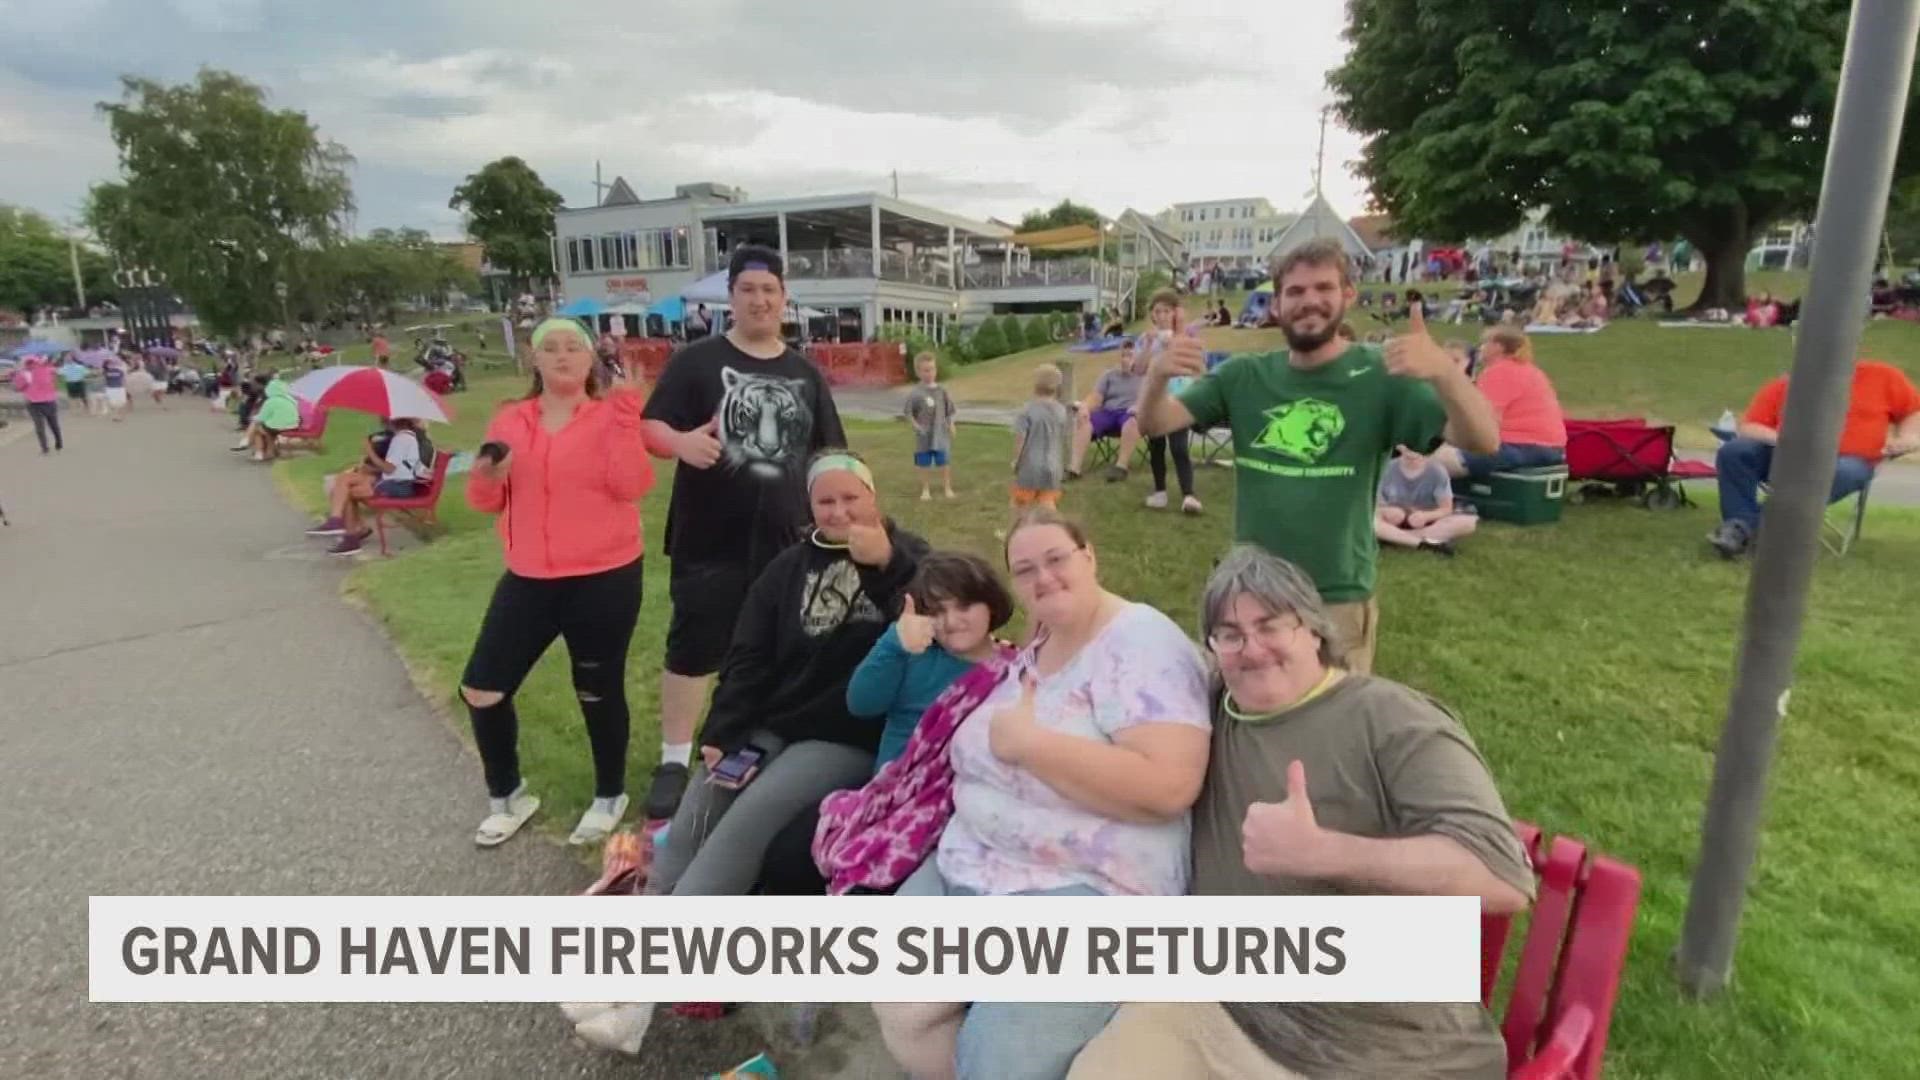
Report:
458,318,656,849
1440,327,1567,478
10,354,64,453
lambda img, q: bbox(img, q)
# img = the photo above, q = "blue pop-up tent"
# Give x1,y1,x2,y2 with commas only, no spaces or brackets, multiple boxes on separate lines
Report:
557,297,605,318
649,296,685,322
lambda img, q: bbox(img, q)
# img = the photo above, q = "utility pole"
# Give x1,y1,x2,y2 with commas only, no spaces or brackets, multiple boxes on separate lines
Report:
592,161,609,206
68,229,86,309
891,170,899,199
1675,0,1920,999
1313,106,1329,197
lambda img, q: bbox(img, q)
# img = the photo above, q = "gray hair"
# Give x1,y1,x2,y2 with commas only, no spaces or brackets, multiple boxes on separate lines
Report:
1200,545,1347,667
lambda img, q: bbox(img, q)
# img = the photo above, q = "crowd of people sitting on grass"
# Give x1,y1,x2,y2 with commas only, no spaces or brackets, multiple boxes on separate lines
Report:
418,243,1553,1079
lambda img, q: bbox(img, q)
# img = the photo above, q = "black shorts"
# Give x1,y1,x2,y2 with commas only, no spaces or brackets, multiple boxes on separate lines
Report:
664,559,752,677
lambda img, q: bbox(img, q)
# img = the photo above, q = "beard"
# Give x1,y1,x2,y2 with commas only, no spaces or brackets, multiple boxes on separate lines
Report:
1280,300,1347,352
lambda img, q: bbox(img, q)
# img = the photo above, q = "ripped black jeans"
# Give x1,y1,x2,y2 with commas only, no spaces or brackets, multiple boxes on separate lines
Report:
460,558,643,798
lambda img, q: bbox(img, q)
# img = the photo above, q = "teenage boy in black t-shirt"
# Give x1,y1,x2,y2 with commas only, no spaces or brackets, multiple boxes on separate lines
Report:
639,245,846,820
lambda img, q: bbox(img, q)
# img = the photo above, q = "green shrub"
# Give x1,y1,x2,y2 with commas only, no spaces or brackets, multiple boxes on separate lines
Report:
1021,315,1052,350
1049,310,1073,340
996,315,1026,352
970,318,1009,360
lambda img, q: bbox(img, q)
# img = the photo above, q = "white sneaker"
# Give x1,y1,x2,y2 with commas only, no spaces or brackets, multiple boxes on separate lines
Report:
569,794,628,846
558,1002,616,1024
574,1002,655,1055
474,786,539,847
1182,495,1204,515
1144,491,1169,509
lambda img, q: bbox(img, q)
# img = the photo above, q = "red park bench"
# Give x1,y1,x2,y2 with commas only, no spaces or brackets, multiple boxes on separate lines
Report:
1489,822,1641,1079
364,450,454,557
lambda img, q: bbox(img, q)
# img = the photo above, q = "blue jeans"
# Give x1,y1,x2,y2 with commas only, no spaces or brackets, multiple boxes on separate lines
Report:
1714,436,1873,529
1460,442,1565,479
895,860,1118,1080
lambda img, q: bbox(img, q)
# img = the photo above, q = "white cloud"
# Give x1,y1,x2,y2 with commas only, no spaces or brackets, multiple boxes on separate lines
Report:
0,0,1375,238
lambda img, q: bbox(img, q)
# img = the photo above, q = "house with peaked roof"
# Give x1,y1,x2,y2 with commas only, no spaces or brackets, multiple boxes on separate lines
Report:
1114,209,1186,275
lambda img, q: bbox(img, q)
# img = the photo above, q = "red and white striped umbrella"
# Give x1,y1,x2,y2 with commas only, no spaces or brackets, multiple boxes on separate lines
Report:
284,365,453,423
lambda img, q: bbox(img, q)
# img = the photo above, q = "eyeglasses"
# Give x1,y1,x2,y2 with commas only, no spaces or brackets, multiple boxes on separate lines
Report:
1009,547,1084,584
1207,616,1301,655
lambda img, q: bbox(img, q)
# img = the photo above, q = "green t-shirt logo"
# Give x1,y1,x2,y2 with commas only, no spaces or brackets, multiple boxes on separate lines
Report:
1253,398,1347,464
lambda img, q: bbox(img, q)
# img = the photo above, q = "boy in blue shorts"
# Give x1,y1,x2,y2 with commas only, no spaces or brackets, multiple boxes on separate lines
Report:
903,351,957,499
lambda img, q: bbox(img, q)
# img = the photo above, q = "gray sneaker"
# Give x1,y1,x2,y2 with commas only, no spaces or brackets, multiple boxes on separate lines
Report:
1707,520,1752,559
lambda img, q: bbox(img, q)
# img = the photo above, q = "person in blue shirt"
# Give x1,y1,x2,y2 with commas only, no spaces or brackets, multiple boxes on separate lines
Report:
847,551,1016,769
756,550,1015,895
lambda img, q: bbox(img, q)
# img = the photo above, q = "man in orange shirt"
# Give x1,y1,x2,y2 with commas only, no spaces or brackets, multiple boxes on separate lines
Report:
1710,360,1920,557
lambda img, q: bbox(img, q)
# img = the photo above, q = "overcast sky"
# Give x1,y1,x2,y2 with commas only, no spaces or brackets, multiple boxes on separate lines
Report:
0,0,1372,238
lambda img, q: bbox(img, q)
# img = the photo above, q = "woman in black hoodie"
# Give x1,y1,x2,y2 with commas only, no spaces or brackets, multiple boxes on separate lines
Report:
646,451,926,894
572,452,925,1052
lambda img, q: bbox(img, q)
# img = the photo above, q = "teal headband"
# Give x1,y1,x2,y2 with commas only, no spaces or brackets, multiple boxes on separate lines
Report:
531,317,591,349
807,453,875,492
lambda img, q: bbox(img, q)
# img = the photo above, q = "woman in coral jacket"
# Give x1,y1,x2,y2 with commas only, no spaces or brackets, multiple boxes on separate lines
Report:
459,318,656,849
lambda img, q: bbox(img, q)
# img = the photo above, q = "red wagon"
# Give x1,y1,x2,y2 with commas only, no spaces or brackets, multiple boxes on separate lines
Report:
1564,417,1718,510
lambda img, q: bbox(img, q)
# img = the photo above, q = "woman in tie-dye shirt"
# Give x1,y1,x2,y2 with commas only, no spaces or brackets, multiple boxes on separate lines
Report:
875,506,1212,1080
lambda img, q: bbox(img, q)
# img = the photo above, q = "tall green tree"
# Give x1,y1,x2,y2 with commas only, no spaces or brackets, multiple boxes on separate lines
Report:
449,157,563,286
1331,1,1920,310
1018,199,1102,234
84,69,354,335
0,206,115,314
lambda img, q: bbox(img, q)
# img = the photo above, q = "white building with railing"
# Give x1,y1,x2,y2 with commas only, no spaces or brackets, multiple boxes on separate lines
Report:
552,179,1133,342
1156,197,1297,272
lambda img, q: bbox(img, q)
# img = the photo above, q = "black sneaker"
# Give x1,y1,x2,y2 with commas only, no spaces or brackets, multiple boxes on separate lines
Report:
643,762,690,821
1424,539,1458,558
1707,520,1751,559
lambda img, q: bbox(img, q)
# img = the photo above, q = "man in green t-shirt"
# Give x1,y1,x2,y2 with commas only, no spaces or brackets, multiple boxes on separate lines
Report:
1137,238,1498,671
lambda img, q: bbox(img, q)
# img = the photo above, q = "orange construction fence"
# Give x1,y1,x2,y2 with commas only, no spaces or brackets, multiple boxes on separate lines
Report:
618,338,909,388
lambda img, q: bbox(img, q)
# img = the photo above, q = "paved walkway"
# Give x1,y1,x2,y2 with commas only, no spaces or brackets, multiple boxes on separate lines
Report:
0,404,889,1078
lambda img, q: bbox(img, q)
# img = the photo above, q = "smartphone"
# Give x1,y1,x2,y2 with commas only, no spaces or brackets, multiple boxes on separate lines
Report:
708,745,766,789
478,441,509,465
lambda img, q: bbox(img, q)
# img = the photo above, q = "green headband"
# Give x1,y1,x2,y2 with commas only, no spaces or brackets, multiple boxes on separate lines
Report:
807,453,874,492
531,317,591,349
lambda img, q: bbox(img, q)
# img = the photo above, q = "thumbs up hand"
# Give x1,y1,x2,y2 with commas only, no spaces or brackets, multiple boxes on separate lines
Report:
896,594,936,654
677,413,724,469
1383,302,1454,382
1154,307,1208,380
989,672,1042,765
1241,760,1339,878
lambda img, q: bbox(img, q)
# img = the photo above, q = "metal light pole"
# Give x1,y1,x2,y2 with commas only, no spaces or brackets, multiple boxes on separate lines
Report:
1675,0,1920,998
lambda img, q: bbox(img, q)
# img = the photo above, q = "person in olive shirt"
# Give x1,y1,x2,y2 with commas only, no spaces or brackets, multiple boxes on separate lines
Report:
1137,238,1498,672
1070,547,1532,1080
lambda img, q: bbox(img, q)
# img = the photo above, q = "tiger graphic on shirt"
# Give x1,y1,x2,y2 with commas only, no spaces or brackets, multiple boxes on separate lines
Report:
718,366,813,480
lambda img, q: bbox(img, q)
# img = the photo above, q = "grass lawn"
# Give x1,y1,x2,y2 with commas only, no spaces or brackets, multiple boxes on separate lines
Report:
277,363,1920,1079
945,272,1920,453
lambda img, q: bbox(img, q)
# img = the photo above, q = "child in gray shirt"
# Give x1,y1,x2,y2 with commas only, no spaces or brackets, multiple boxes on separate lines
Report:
1012,363,1070,508
903,352,957,500
1375,446,1478,556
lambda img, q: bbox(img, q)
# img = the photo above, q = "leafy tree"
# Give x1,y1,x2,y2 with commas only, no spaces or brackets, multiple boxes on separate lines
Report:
1331,1,1920,310
1018,199,1102,234
0,206,115,314
84,69,354,335
450,157,563,286
1885,176,1920,268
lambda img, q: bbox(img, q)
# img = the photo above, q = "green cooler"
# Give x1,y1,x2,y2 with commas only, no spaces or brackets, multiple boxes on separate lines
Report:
1452,465,1567,525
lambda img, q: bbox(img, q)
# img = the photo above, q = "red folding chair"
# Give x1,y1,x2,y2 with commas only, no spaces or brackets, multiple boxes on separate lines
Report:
365,451,454,556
